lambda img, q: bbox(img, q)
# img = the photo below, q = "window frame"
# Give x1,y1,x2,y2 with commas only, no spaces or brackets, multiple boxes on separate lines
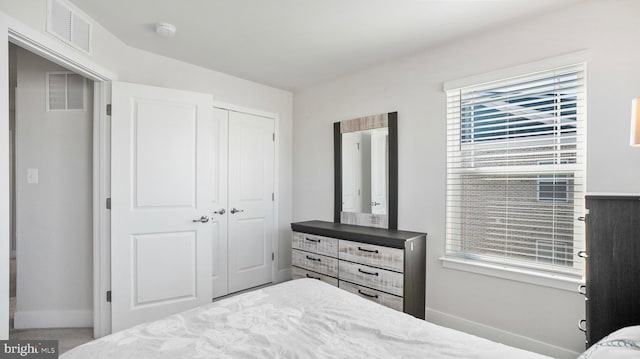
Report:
443,54,588,286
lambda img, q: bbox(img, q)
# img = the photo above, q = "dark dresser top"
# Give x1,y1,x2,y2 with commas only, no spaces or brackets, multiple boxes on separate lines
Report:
291,220,427,249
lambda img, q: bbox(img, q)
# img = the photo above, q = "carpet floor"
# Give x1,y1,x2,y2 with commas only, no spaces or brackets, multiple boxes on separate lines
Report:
10,328,93,354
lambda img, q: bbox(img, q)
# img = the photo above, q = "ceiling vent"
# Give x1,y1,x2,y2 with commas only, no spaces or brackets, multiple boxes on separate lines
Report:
47,72,86,111
47,0,91,53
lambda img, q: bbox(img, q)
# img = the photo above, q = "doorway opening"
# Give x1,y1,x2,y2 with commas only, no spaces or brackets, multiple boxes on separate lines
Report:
8,42,94,353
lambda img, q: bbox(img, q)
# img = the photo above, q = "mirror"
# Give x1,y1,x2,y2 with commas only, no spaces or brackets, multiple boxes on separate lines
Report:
334,112,397,229
341,128,388,215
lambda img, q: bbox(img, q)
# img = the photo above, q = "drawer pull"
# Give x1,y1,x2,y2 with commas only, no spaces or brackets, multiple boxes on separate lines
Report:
358,289,379,299
577,250,588,259
306,255,321,262
578,319,587,333
358,268,379,276
358,246,379,254
305,273,321,280
578,284,586,296
305,237,321,243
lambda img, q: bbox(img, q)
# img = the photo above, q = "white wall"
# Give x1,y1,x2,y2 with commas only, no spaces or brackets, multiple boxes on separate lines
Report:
14,47,93,328
293,0,640,358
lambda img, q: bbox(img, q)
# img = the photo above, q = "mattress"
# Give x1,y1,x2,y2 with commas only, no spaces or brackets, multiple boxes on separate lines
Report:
61,279,550,359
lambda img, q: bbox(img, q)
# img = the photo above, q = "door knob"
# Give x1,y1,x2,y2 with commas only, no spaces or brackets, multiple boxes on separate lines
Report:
214,208,226,215
192,216,209,223
230,208,244,214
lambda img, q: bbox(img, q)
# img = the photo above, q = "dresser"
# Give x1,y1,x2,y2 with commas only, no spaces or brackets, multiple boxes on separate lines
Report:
582,196,640,347
290,220,427,319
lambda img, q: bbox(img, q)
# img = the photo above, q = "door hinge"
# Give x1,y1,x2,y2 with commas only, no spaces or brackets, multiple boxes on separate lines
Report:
272,192,274,201
272,133,275,141
106,104,112,116
106,290,112,302
106,197,111,210
272,252,275,261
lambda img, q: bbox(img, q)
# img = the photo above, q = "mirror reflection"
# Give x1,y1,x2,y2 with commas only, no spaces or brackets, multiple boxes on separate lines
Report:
341,127,389,215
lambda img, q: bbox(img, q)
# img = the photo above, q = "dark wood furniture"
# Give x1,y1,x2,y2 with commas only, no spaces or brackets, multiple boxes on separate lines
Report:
291,220,426,319
584,195,640,347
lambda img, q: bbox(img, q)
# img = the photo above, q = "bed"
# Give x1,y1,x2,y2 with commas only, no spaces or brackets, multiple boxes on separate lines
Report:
62,278,550,358
577,325,640,359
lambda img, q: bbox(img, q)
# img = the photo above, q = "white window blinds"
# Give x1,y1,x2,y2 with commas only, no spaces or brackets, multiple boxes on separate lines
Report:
445,63,586,278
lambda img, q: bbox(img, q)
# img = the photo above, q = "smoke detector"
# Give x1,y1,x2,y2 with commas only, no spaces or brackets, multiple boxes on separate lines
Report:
155,23,177,38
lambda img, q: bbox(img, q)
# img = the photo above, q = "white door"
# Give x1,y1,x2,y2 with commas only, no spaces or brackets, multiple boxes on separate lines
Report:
111,81,214,332
370,128,388,215
227,111,274,293
210,108,228,298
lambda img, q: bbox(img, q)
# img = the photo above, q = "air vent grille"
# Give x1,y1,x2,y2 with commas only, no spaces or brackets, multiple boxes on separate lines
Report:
47,72,86,111
48,0,91,53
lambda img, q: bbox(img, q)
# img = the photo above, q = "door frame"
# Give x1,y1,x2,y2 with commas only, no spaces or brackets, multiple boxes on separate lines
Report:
0,12,114,339
212,101,280,287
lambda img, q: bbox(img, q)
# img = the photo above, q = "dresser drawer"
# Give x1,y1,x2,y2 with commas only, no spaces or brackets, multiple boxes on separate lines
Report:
338,260,403,296
292,266,338,287
339,280,403,312
292,249,338,277
339,239,404,272
292,232,338,257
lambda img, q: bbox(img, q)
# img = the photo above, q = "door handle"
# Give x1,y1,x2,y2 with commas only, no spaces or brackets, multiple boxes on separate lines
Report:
578,319,587,333
578,284,587,296
230,208,244,214
370,201,380,206
192,216,209,223
214,208,226,215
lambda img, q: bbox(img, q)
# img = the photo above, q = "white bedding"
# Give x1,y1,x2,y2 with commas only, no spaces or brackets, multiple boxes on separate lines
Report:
577,325,640,359
62,279,550,358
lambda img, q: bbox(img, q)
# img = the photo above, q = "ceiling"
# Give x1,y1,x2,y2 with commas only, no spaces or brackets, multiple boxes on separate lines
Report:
68,0,585,91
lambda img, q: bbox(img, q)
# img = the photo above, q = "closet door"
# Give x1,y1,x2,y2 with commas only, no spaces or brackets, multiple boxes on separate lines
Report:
111,82,214,331
210,108,229,298
227,111,275,293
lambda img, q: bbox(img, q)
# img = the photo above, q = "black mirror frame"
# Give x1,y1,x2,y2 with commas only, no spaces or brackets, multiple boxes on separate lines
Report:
334,112,398,229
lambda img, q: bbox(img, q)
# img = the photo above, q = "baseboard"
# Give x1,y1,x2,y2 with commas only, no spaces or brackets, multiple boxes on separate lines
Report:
426,308,581,359
14,310,92,329
276,267,291,283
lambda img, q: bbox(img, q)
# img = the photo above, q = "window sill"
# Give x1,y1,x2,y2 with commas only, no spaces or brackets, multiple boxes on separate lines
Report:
439,256,584,292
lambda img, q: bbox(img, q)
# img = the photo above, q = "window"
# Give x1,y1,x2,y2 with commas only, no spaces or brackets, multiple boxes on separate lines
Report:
537,160,569,203
445,64,586,278
536,239,571,266
537,175,569,203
